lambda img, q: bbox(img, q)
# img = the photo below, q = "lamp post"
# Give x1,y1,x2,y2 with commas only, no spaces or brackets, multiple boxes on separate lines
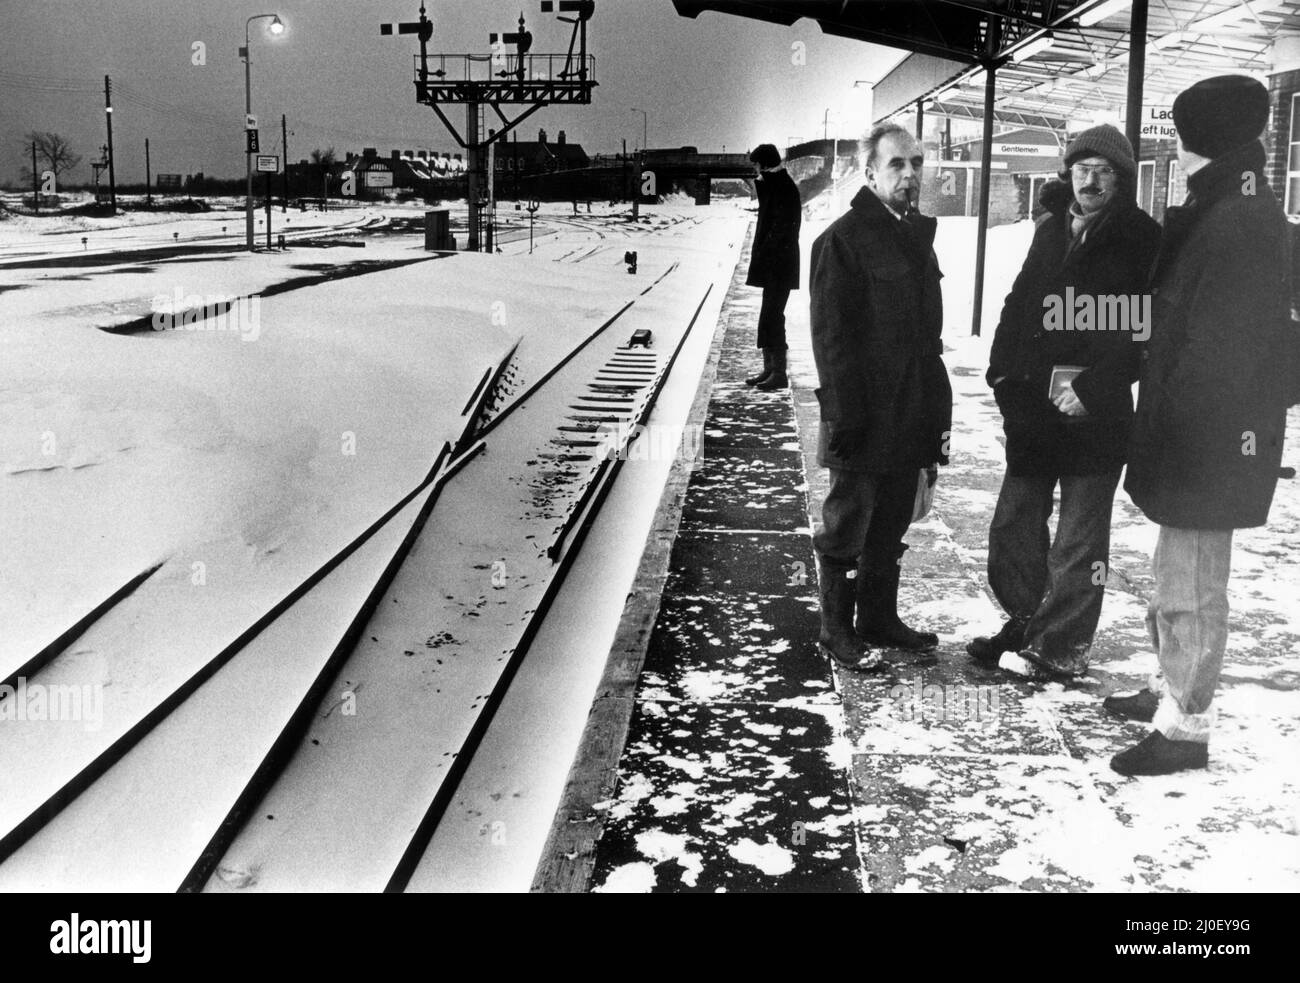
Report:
243,13,285,251
630,107,648,152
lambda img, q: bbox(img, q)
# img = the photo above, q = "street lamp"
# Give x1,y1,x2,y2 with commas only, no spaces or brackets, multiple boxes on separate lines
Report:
243,13,286,251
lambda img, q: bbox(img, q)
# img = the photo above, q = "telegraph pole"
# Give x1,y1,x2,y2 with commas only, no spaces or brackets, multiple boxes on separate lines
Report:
282,114,289,211
31,141,39,213
145,138,152,206
104,75,118,213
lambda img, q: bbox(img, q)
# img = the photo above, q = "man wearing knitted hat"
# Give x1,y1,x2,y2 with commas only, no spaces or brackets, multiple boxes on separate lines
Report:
1108,75,1291,776
970,124,1160,679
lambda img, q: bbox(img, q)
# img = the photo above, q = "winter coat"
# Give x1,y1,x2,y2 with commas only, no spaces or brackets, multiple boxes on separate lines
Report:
987,180,1162,476
746,168,801,290
810,187,953,473
1125,140,1290,529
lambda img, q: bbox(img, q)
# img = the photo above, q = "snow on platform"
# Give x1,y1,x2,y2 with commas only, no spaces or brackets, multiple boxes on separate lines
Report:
567,208,1300,893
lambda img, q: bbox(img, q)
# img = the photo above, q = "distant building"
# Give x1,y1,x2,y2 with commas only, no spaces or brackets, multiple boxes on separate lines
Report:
494,129,590,177
319,147,465,199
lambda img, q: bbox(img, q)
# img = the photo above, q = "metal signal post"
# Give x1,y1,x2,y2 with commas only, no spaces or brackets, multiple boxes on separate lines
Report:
382,2,597,252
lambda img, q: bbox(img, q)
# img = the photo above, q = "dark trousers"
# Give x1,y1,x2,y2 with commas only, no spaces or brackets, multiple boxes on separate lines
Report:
756,286,791,350
987,468,1121,668
814,468,916,569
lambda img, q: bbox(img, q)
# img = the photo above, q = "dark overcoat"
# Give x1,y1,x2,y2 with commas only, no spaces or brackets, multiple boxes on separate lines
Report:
1125,140,1290,529
746,168,802,290
809,187,952,473
987,180,1162,476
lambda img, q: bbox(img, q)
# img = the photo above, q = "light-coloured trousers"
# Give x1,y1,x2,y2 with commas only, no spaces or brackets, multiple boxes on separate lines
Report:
1146,525,1234,744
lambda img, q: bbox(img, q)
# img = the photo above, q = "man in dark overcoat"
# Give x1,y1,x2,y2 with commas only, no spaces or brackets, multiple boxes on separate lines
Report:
1108,76,1291,776
808,123,953,670
744,143,802,391
968,125,1161,678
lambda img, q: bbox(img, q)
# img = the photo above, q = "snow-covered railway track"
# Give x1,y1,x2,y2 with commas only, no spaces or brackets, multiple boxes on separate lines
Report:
196,285,713,894
0,356,508,888
0,260,709,892
0,563,163,699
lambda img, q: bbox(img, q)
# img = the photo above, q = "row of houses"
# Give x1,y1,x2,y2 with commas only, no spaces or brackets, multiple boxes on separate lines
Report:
289,129,592,199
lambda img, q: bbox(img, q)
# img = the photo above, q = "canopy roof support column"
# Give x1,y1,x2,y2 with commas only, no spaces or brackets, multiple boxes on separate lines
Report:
971,65,996,337
915,97,925,140
1125,0,1149,155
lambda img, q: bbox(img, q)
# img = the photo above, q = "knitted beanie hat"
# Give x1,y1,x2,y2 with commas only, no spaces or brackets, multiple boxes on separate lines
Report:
1063,123,1136,188
1172,75,1269,159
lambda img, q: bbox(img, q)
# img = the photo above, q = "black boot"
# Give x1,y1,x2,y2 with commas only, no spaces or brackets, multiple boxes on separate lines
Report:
1110,731,1208,776
745,348,773,386
966,616,1029,664
755,348,788,391
855,549,938,651
817,556,883,671
1103,689,1159,722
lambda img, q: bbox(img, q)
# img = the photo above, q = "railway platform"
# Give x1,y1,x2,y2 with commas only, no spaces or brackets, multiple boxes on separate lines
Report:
535,215,1300,894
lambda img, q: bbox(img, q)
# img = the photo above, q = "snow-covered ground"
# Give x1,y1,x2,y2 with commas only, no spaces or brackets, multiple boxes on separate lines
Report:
0,194,750,890
0,194,381,262
0,199,732,670
4,186,1295,892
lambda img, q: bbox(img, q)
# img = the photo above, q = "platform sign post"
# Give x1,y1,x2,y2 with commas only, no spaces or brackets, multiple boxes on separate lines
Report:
256,155,279,249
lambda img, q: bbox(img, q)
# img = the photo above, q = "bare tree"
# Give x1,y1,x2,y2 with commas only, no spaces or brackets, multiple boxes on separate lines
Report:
21,131,83,184
309,146,337,167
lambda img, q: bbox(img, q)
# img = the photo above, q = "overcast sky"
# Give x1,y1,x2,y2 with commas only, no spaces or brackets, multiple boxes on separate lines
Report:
0,0,905,184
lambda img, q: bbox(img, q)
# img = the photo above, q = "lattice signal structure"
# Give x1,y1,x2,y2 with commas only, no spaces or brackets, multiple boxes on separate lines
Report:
382,2,598,252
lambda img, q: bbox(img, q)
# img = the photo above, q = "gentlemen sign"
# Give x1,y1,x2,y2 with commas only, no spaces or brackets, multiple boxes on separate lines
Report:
992,142,1055,156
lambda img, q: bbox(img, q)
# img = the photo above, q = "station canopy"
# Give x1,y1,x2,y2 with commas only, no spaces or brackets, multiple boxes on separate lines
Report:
671,1,1300,134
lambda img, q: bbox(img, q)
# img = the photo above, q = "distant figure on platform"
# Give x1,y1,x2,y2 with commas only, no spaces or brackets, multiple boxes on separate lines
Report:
1108,76,1290,776
744,143,801,391
969,124,1160,679
808,123,952,671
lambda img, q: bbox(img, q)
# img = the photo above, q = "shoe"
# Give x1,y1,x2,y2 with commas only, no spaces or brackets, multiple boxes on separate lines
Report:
1022,647,1086,679
745,348,773,387
855,548,937,651
1000,648,1085,681
755,348,788,391
817,556,884,672
1110,731,1208,776
966,616,1028,664
1103,689,1159,722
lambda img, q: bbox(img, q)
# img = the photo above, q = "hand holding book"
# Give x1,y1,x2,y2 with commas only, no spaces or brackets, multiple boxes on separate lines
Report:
1050,365,1089,417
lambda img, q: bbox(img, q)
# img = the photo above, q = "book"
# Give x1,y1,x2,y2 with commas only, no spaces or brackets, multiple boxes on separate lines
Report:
1049,364,1086,401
